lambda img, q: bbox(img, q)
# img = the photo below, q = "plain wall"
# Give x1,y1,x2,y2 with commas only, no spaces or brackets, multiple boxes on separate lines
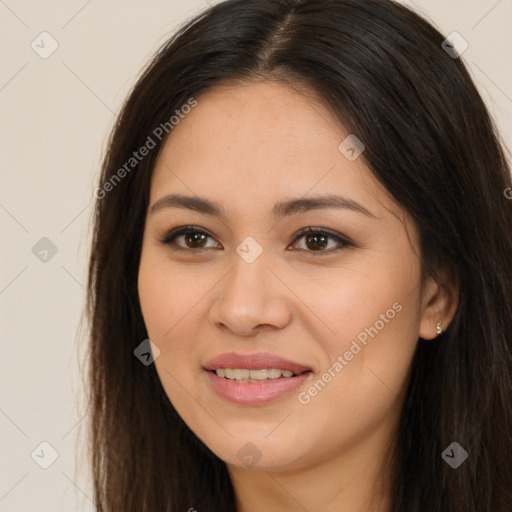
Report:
1,1,510,510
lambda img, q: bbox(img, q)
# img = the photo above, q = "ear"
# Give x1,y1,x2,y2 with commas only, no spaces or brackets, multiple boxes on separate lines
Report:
418,270,458,340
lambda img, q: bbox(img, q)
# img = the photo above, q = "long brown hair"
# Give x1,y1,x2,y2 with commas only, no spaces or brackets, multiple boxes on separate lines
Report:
86,0,512,510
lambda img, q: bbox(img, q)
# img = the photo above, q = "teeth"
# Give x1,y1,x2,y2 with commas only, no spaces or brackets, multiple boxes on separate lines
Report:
232,369,250,380
267,368,282,379
214,368,297,381
248,369,268,380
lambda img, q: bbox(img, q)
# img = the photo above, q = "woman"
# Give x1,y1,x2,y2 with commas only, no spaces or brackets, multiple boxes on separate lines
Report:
86,0,512,510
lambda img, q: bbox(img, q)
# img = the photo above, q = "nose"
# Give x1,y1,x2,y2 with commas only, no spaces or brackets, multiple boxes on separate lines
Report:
209,253,293,336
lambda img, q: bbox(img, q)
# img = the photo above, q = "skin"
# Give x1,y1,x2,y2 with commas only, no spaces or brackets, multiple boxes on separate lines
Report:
137,80,458,511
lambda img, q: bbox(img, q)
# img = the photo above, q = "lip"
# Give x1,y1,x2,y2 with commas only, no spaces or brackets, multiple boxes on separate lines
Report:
204,352,312,374
203,352,313,405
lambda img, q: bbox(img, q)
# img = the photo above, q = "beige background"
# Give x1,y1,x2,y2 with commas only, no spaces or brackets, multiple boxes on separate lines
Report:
1,1,511,510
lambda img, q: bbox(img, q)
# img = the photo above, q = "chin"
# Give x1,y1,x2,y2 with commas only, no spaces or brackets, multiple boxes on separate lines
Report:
200,432,311,472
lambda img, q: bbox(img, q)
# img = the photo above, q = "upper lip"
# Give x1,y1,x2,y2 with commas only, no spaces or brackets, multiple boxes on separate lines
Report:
204,352,312,374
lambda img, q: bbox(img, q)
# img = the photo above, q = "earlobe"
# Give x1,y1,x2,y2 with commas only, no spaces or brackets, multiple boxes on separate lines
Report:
418,273,458,340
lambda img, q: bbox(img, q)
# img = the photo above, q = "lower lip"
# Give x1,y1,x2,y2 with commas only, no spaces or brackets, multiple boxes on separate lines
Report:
205,370,312,405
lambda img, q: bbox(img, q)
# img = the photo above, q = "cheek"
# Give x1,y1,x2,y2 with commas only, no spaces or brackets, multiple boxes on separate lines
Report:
138,252,208,421
137,247,217,382
288,293,419,461
294,254,420,353
296,253,421,405
138,249,209,340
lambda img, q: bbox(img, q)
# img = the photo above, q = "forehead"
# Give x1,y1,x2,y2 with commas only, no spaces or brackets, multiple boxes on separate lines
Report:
150,80,392,219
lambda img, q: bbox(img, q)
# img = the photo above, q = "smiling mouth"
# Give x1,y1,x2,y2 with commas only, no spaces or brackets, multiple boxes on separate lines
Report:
210,367,311,383
203,352,313,404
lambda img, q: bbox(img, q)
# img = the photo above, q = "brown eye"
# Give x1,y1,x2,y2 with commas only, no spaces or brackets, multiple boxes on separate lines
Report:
160,226,221,251
291,227,352,253
304,233,329,251
183,232,208,248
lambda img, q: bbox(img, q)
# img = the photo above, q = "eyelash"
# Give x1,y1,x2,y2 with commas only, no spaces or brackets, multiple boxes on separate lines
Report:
158,225,354,255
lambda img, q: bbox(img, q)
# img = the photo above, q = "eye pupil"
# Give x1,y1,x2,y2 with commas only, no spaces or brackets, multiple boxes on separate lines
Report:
185,232,207,248
306,234,328,251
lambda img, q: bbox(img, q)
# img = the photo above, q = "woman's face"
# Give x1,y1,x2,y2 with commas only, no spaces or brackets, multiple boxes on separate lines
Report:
138,80,437,472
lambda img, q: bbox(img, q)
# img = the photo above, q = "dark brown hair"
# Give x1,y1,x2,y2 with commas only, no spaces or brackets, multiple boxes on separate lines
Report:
86,0,512,510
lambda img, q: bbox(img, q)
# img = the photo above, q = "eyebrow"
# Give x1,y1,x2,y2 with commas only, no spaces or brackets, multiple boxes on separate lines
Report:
149,193,377,219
